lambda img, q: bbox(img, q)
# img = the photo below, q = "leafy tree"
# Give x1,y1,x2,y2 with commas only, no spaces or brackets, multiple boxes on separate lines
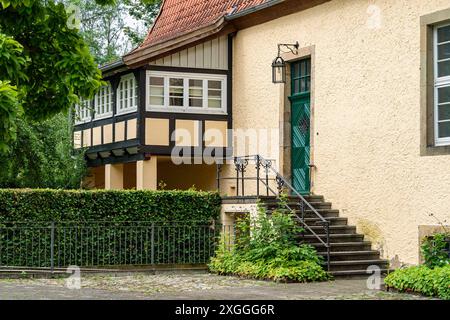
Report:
0,0,109,152
0,113,86,189
123,0,161,46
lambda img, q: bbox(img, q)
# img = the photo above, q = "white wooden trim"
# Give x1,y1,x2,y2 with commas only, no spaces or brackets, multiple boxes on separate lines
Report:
434,23,450,146
146,70,227,114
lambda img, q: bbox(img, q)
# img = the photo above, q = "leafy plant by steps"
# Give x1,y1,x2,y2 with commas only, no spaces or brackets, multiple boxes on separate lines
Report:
209,198,331,282
384,265,450,300
421,233,450,269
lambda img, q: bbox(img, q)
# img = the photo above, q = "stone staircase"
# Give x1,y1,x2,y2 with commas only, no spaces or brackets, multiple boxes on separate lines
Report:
260,195,390,278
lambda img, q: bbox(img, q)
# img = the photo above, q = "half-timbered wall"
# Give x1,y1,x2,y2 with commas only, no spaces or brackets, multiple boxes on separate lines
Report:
149,36,228,70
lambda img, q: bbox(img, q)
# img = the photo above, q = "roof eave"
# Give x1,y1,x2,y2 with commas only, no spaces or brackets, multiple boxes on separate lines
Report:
123,18,230,68
225,0,284,20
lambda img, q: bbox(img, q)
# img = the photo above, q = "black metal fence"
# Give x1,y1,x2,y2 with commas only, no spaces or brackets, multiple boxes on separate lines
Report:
0,221,231,269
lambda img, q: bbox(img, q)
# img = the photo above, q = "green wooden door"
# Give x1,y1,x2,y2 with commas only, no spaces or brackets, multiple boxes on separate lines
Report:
290,59,311,194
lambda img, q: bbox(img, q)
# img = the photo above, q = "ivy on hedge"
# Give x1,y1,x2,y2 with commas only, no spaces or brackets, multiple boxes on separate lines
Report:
0,189,222,222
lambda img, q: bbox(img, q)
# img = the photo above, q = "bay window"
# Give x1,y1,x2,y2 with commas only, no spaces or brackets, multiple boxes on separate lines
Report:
147,71,227,113
75,97,91,124
434,23,450,146
117,74,138,115
94,83,113,119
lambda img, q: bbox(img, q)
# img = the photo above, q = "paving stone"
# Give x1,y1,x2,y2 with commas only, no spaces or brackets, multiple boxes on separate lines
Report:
0,272,436,300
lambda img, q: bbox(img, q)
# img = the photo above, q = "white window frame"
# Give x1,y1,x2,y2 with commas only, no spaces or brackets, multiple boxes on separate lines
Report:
434,23,450,146
146,71,227,114
74,98,92,124
116,73,138,115
94,83,113,120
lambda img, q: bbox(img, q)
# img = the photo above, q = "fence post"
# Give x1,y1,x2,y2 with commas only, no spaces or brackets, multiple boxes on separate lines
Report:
151,223,155,265
50,221,55,274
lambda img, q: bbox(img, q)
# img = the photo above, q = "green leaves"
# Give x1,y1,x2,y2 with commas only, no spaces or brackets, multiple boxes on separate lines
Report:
0,189,221,222
421,233,450,269
0,0,104,150
0,114,86,188
209,201,331,283
384,265,450,300
0,80,21,153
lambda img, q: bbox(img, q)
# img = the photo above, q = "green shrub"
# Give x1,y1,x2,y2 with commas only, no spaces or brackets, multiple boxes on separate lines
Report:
0,189,221,222
421,233,450,269
0,189,222,268
384,265,450,300
208,199,331,283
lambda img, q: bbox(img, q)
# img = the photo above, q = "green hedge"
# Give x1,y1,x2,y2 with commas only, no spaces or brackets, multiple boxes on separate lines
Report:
0,189,222,268
384,265,450,300
0,189,222,222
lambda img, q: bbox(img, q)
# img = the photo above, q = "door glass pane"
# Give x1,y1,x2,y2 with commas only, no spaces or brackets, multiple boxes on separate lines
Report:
438,121,450,138
438,86,450,103
438,104,450,120
437,25,450,43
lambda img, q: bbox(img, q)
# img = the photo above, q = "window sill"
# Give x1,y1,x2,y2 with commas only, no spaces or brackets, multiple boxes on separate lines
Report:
94,113,113,121
146,107,227,115
74,119,91,125
421,144,450,156
116,108,138,116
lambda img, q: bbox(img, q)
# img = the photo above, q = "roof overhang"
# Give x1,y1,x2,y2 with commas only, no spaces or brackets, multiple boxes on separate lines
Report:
124,17,233,69
123,0,331,69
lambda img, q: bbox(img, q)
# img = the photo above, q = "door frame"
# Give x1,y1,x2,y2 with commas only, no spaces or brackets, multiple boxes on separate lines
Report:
279,45,316,194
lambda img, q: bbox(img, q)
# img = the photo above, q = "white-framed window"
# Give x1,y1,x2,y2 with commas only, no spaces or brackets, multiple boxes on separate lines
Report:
434,23,450,146
74,97,91,124
146,71,227,114
94,83,113,120
117,74,138,115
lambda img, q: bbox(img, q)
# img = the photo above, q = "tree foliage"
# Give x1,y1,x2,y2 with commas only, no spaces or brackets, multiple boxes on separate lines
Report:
0,0,106,151
0,113,86,189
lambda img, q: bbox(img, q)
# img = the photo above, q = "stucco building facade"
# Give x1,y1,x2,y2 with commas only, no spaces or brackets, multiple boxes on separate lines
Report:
74,0,450,266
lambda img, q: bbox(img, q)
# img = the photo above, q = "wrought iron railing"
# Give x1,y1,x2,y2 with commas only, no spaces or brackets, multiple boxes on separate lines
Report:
217,155,330,271
0,221,232,271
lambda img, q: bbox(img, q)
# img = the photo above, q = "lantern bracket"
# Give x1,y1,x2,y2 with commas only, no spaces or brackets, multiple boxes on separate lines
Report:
277,42,300,57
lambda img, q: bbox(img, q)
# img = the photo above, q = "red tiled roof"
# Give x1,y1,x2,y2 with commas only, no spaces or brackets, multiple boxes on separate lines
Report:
140,0,267,49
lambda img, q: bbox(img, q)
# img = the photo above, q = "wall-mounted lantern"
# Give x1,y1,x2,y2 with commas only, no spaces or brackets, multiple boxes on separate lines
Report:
272,41,300,84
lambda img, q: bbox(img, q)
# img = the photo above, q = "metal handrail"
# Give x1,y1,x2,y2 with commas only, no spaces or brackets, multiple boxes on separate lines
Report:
217,154,331,271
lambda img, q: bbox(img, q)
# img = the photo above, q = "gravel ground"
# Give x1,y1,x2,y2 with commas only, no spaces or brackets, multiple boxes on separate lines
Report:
0,272,436,300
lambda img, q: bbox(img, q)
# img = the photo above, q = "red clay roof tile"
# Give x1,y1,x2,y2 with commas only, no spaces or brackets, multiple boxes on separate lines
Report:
140,0,267,49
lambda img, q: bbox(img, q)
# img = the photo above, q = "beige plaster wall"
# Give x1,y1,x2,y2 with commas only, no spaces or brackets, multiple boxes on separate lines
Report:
232,0,450,264
157,157,216,191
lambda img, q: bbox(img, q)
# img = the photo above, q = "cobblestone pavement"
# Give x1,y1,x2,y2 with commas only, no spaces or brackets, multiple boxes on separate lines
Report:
0,272,435,300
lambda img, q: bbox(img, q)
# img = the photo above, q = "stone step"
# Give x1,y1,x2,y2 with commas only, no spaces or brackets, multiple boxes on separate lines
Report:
311,241,373,252
328,259,390,272
330,269,390,278
263,202,332,210
305,225,356,235
318,250,381,261
303,217,348,226
268,209,340,218
300,233,364,243
258,195,325,203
